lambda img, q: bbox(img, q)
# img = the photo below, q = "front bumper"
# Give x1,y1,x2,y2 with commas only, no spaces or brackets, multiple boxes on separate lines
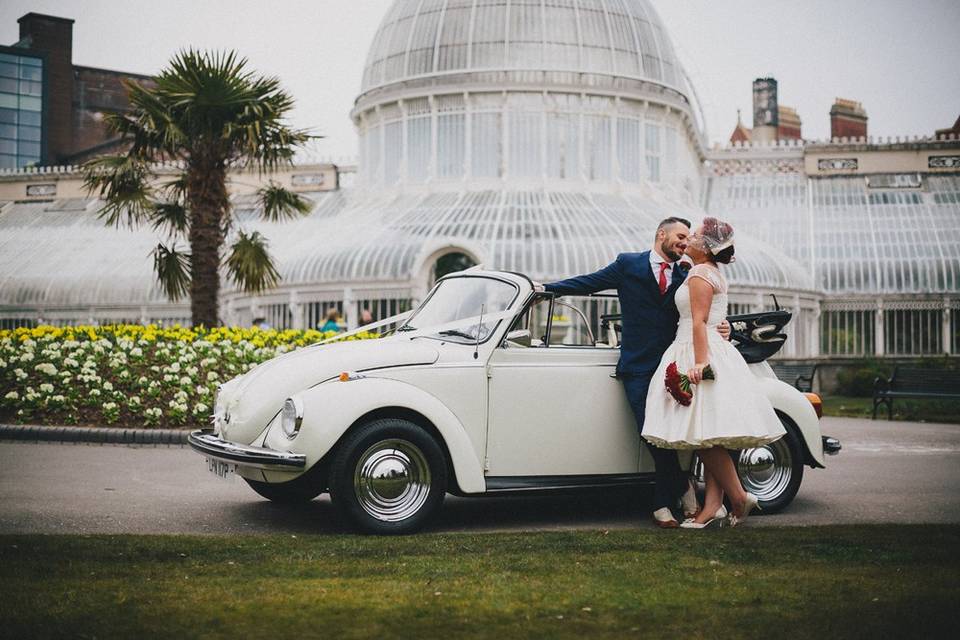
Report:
188,429,306,470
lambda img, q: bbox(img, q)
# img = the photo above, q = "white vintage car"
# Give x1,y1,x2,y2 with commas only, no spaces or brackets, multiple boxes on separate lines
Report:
189,269,840,534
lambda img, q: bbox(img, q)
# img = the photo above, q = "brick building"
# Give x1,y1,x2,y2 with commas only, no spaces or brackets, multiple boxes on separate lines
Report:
0,12,153,169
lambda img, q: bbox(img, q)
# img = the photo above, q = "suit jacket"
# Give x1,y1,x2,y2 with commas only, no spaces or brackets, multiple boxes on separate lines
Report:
544,251,685,376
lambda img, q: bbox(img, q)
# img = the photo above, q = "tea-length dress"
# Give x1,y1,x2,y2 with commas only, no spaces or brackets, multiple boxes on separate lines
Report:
642,264,786,449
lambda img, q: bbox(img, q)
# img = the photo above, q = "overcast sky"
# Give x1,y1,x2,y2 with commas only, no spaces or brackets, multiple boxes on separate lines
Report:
3,0,958,160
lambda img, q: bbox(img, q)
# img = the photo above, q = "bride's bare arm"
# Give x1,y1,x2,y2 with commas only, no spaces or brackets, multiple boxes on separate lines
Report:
687,276,714,384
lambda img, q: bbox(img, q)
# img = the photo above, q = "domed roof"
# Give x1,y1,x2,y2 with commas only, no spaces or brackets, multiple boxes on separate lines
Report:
237,187,816,294
361,0,688,94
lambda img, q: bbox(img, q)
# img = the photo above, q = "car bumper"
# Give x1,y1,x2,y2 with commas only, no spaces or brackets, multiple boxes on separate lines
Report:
188,429,306,470
822,435,842,455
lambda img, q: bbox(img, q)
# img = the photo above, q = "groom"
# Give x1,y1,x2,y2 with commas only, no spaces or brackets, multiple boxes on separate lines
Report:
538,217,729,528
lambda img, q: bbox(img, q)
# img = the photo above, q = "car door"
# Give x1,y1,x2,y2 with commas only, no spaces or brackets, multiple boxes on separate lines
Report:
484,344,640,477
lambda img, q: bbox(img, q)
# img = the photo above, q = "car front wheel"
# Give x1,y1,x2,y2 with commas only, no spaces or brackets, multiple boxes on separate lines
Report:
732,417,804,513
328,418,447,534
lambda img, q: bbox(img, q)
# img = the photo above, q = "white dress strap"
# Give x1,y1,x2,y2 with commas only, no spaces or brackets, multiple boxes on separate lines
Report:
686,263,726,293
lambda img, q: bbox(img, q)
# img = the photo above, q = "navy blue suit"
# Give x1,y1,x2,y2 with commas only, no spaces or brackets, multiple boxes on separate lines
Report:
545,251,688,511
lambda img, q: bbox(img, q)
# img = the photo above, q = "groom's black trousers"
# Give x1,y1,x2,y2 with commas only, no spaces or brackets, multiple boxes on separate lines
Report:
621,373,689,512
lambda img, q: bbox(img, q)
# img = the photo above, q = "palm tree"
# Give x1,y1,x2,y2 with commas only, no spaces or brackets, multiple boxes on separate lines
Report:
83,49,313,327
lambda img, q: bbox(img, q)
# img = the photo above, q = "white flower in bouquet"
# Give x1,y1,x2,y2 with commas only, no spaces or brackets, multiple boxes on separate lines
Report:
39,383,54,393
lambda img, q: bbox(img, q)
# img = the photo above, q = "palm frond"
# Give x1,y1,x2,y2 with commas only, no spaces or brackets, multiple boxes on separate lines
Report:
151,242,192,301
82,155,155,228
257,182,313,222
150,202,189,237
224,230,281,294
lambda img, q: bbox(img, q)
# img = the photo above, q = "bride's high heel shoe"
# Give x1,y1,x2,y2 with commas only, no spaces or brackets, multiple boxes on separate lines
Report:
728,493,760,527
680,505,727,529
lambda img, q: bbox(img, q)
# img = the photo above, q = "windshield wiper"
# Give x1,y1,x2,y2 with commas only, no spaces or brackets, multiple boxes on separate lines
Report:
397,325,416,332
438,329,477,340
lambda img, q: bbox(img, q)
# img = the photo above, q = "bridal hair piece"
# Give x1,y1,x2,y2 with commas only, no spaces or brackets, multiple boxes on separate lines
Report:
701,217,735,256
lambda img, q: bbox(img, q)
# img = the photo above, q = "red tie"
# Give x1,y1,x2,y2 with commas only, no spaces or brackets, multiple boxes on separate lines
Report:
658,262,670,295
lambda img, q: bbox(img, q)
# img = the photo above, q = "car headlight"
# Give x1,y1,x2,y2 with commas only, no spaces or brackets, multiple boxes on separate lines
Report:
280,397,304,439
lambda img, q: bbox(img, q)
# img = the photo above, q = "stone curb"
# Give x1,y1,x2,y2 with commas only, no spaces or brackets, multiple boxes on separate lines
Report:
0,423,191,445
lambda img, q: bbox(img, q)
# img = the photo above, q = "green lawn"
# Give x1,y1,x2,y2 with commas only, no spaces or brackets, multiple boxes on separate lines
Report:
822,394,960,423
2,526,958,639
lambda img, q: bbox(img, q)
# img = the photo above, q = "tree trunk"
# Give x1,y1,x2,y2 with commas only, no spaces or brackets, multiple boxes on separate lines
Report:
187,151,228,327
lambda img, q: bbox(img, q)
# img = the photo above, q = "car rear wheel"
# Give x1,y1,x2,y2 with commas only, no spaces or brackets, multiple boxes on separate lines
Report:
732,418,804,513
328,418,447,534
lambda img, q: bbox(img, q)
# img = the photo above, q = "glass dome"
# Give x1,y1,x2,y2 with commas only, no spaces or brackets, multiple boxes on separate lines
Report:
361,0,687,94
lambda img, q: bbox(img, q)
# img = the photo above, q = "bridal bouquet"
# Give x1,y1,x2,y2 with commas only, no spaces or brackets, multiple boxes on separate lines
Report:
665,362,715,406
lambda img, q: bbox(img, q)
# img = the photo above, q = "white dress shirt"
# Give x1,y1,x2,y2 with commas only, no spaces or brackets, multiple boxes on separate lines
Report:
649,249,675,285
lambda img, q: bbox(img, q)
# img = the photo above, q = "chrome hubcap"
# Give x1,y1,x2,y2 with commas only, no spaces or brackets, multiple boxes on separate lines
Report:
354,439,431,522
735,438,792,502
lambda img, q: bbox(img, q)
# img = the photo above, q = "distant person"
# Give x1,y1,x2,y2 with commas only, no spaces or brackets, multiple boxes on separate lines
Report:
252,317,271,330
359,308,374,326
319,308,342,333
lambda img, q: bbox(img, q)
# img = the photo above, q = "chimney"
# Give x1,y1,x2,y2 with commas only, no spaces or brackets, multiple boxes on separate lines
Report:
752,77,779,143
17,13,75,164
830,98,867,140
777,105,802,140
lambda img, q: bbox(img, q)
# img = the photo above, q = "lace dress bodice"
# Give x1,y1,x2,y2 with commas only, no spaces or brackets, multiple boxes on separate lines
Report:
674,263,728,342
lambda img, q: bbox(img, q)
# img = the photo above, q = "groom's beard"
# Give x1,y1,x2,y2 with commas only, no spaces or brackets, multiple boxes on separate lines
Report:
660,242,682,262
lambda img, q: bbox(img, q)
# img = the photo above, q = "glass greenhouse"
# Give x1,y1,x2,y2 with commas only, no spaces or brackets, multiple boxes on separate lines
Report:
1,0,958,360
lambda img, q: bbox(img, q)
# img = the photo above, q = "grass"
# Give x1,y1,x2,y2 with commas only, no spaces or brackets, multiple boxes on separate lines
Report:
822,394,960,423
1,526,958,639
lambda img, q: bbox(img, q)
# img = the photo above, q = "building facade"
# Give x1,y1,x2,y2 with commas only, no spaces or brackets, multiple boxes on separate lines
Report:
1,13,153,168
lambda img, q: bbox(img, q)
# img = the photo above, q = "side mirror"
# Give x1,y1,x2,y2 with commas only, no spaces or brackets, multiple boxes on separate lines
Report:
505,329,531,347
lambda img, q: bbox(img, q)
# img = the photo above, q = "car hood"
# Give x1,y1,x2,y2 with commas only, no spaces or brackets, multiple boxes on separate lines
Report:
218,337,439,444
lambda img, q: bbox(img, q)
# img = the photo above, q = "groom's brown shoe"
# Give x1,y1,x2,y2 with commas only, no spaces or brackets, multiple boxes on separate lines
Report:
652,507,679,529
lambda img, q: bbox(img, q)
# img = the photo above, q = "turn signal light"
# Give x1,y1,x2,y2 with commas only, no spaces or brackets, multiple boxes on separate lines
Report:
804,392,823,419
339,371,366,382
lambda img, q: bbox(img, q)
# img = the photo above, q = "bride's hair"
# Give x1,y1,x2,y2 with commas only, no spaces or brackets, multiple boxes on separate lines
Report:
702,217,736,264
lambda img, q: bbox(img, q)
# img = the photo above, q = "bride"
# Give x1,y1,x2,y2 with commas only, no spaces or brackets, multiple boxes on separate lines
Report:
642,217,785,528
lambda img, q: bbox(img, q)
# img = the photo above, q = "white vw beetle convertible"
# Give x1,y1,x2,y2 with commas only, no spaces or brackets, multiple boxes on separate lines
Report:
190,269,840,534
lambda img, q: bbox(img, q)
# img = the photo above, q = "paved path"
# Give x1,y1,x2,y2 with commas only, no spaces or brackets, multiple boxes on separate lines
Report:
1,417,958,534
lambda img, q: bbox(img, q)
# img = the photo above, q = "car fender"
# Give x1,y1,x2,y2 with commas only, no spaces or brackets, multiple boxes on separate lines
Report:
755,376,825,466
263,376,486,493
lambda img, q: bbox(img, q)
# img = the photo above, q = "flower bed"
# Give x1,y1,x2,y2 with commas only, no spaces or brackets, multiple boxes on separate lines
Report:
0,325,377,429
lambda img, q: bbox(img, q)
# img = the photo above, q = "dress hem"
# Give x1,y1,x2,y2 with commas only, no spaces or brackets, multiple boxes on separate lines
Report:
643,434,784,451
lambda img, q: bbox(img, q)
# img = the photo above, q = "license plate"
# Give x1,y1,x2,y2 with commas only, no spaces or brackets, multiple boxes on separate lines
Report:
206,457,237,482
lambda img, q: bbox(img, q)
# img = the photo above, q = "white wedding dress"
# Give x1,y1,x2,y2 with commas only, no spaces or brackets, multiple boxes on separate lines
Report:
642,263,786,450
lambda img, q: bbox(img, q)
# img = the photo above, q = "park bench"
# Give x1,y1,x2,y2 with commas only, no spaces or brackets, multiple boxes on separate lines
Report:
770,362,818,392
872,366,960,420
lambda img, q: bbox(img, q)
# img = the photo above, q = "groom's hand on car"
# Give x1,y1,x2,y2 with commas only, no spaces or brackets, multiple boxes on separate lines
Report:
532,281,545,292
716,319,731,341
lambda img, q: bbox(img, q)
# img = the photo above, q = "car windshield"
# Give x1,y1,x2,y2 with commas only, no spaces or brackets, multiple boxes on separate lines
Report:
402,276,518,343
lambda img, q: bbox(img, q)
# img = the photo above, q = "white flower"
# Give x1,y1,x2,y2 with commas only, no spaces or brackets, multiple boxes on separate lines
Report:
128,396,141,405
35,363,58,376
186,366,198,377
180,375,192,386
103,381,114,391
207,371,220,381
193,403,209,415
170,362,181,373
145,407,162,418
103,402,117,411
138,376,149,386
0,358,5,368
119,370,130,379
130,347,143,357
195,385,210,396
50,395,65,404
39,383,54,393
14,368,27,380
19,352,34,363
89,389,101,397
3,391,18,401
